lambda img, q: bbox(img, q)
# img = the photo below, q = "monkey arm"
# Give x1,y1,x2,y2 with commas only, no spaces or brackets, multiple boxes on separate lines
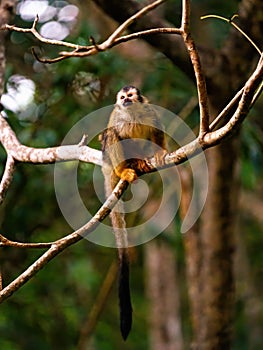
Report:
103,127,138,183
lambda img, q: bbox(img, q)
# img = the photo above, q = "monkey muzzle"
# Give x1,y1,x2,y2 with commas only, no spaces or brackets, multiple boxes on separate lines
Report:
123,98,132,107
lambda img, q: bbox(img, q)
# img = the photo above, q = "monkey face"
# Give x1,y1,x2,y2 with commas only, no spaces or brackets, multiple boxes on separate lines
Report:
116,85,143,107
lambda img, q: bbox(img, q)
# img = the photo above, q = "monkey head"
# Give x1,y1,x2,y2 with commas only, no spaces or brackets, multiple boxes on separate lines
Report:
116,85,143,107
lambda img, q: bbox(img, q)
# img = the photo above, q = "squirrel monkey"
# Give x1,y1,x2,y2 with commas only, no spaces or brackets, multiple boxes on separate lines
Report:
101,86,167,340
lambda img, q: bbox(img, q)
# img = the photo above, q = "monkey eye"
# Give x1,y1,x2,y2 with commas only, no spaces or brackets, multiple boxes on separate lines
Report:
120,95,125,99
127,93,133,97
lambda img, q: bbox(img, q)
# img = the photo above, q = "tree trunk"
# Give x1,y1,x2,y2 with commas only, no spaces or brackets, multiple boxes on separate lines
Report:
180,166,202,343
196,140,239,349
235,219,263,349
145,240,184,350
180,137,239,349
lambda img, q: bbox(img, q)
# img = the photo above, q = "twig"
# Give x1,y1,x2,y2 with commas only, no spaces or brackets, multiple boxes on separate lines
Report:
251,80,263,107
201,13,262,132
97,0,167,50
201,14,262,55
0,155,15,204
59,27,182,58
204,55,263,146
0,234,53,248
31,48,68,64
1,15,87,50
209,71,262,133
209,87,244,131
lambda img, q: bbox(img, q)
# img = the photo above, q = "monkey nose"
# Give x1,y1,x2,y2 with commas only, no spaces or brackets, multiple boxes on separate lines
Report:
123,98,132,106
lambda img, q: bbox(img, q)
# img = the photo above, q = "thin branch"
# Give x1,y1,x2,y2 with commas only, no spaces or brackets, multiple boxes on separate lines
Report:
59,27,182,58
2,16,87,51
0,234,53,248
31,48,68,64
204,55,263,146
209,87,244,131
201,12,262,132
181,0,190,32
209,64,262,133
98,0,167,49
181,0,210,137
251,80,263,107
201,14,262,55
0,154,15,204
113,27,182,43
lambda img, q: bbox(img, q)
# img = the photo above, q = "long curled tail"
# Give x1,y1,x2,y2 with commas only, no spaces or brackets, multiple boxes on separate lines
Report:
118,249,132,340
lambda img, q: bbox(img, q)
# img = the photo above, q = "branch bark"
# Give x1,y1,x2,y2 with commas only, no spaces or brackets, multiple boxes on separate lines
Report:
0,114,102,165
0,154,15,203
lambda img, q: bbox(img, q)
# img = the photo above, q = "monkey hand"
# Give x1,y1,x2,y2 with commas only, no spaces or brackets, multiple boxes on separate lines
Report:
115,166,137,183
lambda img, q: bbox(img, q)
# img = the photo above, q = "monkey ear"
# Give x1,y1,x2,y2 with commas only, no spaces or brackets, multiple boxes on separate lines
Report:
141,95,149,103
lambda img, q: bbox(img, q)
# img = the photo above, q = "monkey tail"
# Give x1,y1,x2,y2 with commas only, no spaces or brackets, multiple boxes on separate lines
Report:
118,249,132,340
102,167,133,339
109,194,133,340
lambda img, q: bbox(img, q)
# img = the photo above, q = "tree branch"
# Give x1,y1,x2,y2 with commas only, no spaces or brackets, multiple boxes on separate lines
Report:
3,15,85,50
0,114,102,165
0,234,53,248
0,154,15,204
203,55,263,146
181,0,210,137
97,0,167,48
